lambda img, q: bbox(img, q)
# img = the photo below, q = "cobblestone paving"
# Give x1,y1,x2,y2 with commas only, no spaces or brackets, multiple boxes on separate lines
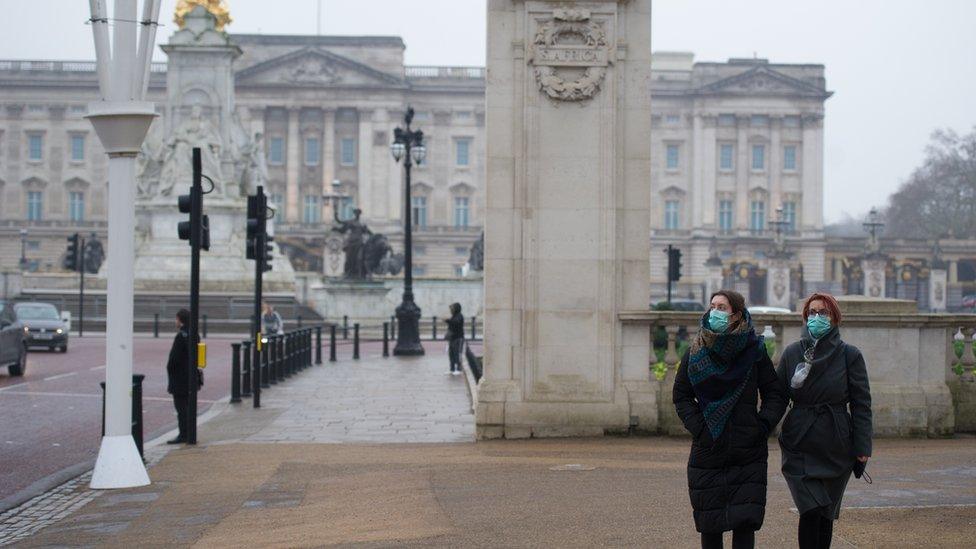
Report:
0,445,170,547
242,351,475,443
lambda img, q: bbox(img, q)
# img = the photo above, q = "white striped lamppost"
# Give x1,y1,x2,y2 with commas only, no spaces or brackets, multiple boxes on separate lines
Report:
85,0,162,490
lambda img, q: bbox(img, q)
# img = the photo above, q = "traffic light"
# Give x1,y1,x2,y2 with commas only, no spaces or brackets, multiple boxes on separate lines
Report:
177,191,193,242
668,247,683,282
246,194,260,260
201,215,211,252
64,233,80,272
263,235,274,272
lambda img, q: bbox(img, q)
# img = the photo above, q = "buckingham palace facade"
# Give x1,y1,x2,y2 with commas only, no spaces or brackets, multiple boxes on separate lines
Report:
0,36,833,304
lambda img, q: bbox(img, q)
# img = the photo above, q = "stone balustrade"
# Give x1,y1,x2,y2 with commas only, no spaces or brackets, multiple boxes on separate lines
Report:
619,306,976,437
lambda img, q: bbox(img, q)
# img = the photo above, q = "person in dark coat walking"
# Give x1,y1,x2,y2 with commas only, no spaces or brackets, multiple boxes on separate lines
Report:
673,290,787,549
444,303,465,375
777,293,872,549
166,309,191,444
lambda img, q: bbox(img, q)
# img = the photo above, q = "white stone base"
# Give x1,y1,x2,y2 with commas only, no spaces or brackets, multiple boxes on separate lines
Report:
89,435,150,490
310,277,485,324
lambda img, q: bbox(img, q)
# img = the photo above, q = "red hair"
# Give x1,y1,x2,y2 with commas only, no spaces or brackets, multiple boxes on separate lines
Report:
802,293,842,325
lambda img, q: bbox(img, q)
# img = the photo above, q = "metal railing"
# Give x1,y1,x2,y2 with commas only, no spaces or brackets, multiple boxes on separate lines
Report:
0,59,167,73
230,326,322,407
404,65,485,79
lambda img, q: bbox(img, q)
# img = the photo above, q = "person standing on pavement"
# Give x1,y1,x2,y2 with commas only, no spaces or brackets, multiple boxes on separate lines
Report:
444,303,465,376
673,290,787,549
166,309,191,444
261,301,284,335
777,293,872,549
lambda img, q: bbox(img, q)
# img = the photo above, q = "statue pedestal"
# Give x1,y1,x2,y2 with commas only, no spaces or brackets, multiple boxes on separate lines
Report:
930,268,948,312
313,279,392,323
862,257,888,298
766,261,792,309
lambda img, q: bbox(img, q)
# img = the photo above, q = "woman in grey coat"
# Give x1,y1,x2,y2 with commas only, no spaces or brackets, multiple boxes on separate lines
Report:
777,293,872,549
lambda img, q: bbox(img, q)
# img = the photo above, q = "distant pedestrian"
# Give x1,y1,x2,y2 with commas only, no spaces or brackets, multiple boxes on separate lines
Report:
778,293,872,549
165,309,191,444
673,290,787,549
261,301,284,335
444,303,464,376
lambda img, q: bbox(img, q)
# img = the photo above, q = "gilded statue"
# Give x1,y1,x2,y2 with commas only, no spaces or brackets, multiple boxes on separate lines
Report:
174,0,232,31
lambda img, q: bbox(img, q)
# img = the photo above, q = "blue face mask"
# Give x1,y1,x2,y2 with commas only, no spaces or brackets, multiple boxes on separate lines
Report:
708,309,730,333
807,315,832,339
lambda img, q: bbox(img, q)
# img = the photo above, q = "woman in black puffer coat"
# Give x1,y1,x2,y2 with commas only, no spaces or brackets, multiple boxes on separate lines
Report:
673,290,787,549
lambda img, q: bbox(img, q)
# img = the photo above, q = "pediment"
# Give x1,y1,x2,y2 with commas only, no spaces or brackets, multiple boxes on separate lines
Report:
660,185,686,197
236,48,406,89
699,66,830,98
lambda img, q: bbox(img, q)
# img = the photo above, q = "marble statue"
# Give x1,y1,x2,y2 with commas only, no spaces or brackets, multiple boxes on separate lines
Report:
158,105,224,197
333,208,372,279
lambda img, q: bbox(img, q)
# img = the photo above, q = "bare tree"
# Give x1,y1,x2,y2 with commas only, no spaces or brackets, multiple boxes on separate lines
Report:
884,127,976,239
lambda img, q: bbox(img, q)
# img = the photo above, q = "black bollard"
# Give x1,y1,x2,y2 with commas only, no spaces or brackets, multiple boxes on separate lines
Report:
432,316,438,340
471,315,477,340
269,335,279,384
383,322,389,357
230,342,242,403
298,315,303,329
101,374,146,460
153,313,159,338
390,315,396,339
278,334,287,379
202,314,208,338
315,325,322,365
260,336,271,389
353,323,360,360
329,324,337,362
242,340,252,397
343,315,349,339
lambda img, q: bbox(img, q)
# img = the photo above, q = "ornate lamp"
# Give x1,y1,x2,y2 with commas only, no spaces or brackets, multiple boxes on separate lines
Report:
390,107,426,356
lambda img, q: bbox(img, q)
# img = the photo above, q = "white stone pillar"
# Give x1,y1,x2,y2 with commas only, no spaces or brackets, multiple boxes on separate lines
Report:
766,261,791,309
801,114,824,231
357,109,373,216
929,268,948,312
480,0,652,438
322,108,336,216
285,107,300,223
862,258,887,298
735,115,749,231
705,261,724,301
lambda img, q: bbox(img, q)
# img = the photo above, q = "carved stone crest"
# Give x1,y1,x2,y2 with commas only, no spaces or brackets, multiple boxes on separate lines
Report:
530,9,611,102
288,57,341,85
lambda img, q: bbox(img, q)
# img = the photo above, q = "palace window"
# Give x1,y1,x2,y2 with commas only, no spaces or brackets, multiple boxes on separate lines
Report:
70,135,85,162
27,191,43,221
455,138,471,166
268,137,284,165
750,114,768,127
665,114,681,125
783,201,797,233
302,195,320,224
666,144,680,170
453,197,470,228
338,196,354,220
750,200,766,233
751,144,765,171
783,115,800,128
783,145,797,171
69,191,84,222
304,137,320,166
719,144,734,171
340,138,356,166
719,200,733,233
718,114,736,127
664,200,680,230
412,196,427,228
28,134,43,161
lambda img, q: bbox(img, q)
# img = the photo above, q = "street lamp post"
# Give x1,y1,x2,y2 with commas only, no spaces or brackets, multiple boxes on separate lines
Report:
19,229,28,271
390,107,426,356
863,207,885,255
85,0,162,490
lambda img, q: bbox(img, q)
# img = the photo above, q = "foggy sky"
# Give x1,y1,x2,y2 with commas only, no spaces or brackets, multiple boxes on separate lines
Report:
2,0,974,224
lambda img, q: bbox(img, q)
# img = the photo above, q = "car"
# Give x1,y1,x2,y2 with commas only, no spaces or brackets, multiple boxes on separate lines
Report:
13,302,69,352
961,295,976,309
748,306,793,338
0,301,28,376
652,299,705,312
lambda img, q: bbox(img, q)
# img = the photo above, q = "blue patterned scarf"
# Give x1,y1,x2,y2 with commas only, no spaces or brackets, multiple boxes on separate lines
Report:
687,310,762,440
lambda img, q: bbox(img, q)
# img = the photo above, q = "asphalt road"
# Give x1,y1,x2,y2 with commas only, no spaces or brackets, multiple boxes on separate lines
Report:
0,333,236,509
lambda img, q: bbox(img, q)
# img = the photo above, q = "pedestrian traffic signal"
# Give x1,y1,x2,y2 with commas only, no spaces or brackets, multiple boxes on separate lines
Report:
177,191,193,242
64,233,80,272
668,247,683,282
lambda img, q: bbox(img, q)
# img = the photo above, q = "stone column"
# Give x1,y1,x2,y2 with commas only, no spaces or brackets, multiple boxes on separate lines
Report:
285,107,300,223
801,114,824,231
735,115,749,231
322,108,336,215
704,259,724,301
862,257,887,298
357,109,373,217
929,268,948,312
766,260,791,309
479,0,652,438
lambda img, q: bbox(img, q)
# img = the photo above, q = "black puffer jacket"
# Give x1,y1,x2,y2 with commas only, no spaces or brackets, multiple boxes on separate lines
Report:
673,343,787,534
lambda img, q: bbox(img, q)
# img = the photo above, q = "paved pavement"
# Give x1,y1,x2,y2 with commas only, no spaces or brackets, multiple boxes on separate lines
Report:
4,345,976,547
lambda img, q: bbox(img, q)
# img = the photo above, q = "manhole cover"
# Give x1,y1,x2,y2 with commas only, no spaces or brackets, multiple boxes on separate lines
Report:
549,464,596,471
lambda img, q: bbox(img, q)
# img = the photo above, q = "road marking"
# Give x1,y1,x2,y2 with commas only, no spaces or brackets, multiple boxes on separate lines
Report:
843,503,976,510
0,390,216,403
0,382,28,393
89,365,106,371
43,372,78,382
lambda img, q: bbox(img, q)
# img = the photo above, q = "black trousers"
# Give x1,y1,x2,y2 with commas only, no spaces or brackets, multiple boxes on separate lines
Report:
798,507,834,549
701,529,755,549
172,393,188,440
448,338,464,371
